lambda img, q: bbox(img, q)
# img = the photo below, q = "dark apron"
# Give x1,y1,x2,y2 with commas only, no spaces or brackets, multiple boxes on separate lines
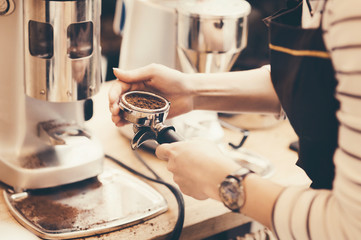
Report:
264,1,340,189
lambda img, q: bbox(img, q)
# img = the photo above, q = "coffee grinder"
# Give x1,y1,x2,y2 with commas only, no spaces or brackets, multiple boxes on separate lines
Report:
0,0,167,238
0,0,104,192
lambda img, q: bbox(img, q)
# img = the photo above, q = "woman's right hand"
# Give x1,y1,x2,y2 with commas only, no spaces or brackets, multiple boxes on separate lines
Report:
156,139,241,200
109,64,194,127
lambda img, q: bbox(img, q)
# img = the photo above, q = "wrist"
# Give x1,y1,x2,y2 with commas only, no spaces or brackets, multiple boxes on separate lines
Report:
208,162,241,201
218,167,253,213
186,73,209,111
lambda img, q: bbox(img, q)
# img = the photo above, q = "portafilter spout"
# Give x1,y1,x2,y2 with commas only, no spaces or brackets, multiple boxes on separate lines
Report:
118,91,182,149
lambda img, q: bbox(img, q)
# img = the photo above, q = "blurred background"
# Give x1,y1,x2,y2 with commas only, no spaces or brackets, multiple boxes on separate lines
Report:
100,0,286,81
101,0,121,81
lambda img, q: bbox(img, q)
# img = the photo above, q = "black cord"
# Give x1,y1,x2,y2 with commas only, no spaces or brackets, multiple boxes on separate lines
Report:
105,153,185,240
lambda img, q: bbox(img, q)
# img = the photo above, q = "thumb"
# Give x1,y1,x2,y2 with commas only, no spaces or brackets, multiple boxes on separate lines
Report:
155,143,172,161
113,66,153,83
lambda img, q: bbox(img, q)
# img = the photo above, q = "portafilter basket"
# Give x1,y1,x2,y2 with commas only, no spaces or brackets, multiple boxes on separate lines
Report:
119,91,182,149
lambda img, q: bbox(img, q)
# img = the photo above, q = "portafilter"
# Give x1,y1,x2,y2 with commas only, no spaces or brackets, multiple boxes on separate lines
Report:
119,91,182,149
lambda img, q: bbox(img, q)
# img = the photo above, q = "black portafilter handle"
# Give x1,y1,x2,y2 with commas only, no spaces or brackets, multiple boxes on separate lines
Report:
157,126,183,144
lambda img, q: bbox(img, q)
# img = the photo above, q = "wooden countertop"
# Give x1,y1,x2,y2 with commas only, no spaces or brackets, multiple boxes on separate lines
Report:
0,81,310,240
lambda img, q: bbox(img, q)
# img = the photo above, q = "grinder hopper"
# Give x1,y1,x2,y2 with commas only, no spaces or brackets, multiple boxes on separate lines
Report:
177,0,251,74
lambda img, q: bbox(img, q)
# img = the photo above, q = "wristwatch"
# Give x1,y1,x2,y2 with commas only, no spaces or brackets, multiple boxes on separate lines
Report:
219,168,251,213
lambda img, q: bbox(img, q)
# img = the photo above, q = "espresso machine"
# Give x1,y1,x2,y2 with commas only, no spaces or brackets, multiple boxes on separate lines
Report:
0,0,167,238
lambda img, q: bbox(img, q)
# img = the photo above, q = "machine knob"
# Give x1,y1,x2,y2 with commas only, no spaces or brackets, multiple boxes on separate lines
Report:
0,0,15,16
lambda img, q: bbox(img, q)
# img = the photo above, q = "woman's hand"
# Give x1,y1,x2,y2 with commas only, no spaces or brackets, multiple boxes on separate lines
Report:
156,140,240,200
109,64,194,126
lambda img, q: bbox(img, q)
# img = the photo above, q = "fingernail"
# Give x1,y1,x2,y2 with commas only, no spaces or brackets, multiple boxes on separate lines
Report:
113,68,121,74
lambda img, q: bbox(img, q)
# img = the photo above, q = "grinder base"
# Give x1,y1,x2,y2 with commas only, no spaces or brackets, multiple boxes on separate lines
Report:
3,168,167,239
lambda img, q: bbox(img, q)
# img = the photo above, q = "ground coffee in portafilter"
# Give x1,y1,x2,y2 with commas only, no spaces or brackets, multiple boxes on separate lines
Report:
125,92,166,110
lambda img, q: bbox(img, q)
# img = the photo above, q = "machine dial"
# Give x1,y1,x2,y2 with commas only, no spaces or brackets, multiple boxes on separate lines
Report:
0,0,15,16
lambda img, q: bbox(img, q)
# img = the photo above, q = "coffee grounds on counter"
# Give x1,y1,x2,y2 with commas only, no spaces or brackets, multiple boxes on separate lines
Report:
15,196,79,230
12,178,102,231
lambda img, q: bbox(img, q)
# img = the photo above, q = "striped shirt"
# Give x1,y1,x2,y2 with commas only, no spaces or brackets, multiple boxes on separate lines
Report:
272,0,361,239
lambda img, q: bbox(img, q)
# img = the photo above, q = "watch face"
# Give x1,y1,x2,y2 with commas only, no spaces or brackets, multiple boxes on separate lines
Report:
219,178,243,211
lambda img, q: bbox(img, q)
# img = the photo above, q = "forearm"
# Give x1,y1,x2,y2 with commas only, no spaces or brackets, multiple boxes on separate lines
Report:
187,66,281,115
209,169,284,230
241,174,284,230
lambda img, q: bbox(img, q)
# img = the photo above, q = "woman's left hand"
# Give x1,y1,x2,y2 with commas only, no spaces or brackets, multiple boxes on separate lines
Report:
155,140,240,200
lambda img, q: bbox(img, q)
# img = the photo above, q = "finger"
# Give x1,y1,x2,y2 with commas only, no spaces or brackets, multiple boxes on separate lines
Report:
116,120,128,127
113,65,155,84
108,81,124,105
166,158,177,172
192,193,208,201
109,101,120,116
155,144,172,161
177,185,208,200
111,111,129,126
111,114,121,124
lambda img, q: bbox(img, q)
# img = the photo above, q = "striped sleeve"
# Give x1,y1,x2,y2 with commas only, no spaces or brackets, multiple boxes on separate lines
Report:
272,0,361,239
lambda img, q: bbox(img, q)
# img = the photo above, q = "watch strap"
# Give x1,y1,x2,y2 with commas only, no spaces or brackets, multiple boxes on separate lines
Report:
227,167,251,182
219,167,252,213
